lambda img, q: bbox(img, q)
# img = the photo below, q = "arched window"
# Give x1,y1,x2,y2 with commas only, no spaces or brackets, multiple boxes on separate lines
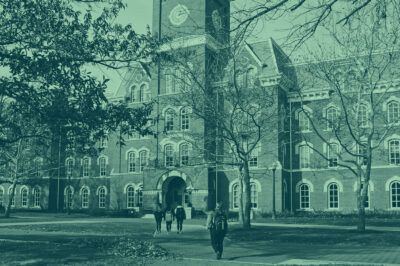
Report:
299,184,310,209
64,187,73,209
99,157,106,177
299,145,310,169
127,186,135,208
328,183,339,209
326,107,338,130
328,144,339,167
249,149,258,168
82,158,90,177
98,187,106,208
8,187,15,207
232,183,239,209
181,108,190,130
165,109,175,131
21,188,28,207
0,187,3,206
391,181,400,208
180,143,189,166
389,140,400,165
358,104,368,127
130,85,136,103
165,144,174,167
81,188,89,208
137,185,143,207
250,182,258,209
66,159,73,177
139,150,148,172
298,110,310,131
388,100,400,123
128,152,136,173
33,188,40,207
245,68,256,87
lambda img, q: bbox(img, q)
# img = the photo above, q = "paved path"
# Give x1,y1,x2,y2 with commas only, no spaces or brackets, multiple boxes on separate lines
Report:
1,218,400,265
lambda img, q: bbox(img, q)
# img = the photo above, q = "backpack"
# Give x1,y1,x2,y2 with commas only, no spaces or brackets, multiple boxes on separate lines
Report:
165,211,172,222
213,212,227,234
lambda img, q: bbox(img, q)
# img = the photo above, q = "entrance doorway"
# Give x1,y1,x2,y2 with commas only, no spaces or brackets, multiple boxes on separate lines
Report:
163,177,188,210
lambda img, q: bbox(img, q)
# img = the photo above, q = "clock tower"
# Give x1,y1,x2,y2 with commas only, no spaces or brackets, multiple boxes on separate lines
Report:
152,0,230,44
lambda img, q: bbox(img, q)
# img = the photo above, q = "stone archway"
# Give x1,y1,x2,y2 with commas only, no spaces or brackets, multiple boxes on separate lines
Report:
163,176,186,210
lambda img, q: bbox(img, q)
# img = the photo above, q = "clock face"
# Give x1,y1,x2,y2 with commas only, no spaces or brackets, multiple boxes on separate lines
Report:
212,10,222,31
169,4,190,26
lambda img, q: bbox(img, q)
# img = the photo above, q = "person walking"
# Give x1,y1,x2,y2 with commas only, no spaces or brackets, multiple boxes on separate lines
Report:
165,208,174,233
153,203,164,236
207,201,228,260
175,204,186,234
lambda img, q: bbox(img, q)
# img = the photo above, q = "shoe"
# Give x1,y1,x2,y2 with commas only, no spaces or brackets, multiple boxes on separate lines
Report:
216,251,221,260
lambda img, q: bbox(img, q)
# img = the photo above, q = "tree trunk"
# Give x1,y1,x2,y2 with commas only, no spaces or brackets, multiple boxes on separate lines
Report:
242,161,251,229
4,178,17,218
357,181,369,231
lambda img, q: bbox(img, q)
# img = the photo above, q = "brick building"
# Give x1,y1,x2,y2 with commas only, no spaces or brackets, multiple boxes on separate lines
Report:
2,0,400,216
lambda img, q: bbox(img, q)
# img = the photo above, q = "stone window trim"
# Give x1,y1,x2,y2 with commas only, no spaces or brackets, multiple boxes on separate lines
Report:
295,141,313,169
323,178,344,193
128,82,150,103
79,186,91,196
295,106,313,133
19,185,29,195
382,96,400,111
97,155,109,165
354,102,371,128
322,104,340,131
65,157,75,166
385,176,400,191
327,183,339,209
229,178,261,210
20,187,29,207
295,179,314,193
96,186,108,196
64,185,75,196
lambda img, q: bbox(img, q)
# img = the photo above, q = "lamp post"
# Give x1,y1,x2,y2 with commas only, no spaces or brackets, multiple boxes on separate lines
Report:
271,161,277,220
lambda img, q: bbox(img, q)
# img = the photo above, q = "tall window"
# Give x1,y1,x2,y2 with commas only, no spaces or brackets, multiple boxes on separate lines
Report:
298,110,310,131
33,188,40,207
0,187,3,206
139,151,148,172
81,188,89,208
326,107,338,130
99,157,106,177
82,158,89,177
65,187,73,208
389,140,400,165
8,187,15,207
165,109,174,131
388,100,400,123
127,186,135,208
245,68,256,87
250,182,258,208
299,184,310,209
328,144,339,167
299,145,310,169
165,144,174,167
232,184,239,209
130,85,136,103
66,159,73,177
166,71,174,94
137,186,143,207
358,104,368,127
34,159,41,177
180,144,189,166
21,188,28,207
98,187,106,208
181,108,190,130
328,183,339,209
100,136,108,148
128,152,136,173
249,149,258,168
391,181,400,208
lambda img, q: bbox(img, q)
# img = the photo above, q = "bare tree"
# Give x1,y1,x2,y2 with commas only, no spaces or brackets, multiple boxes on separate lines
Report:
293,9,400,231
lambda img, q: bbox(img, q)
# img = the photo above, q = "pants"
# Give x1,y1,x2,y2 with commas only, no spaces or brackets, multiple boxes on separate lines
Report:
155,218,162,233
166,221,172,232
177,219,183,232
210,231,224,255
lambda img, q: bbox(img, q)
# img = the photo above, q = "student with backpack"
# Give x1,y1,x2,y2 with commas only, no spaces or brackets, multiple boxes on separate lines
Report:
175,204,186,234
207,201,228,260
153,203,164,236
165,208,174,233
